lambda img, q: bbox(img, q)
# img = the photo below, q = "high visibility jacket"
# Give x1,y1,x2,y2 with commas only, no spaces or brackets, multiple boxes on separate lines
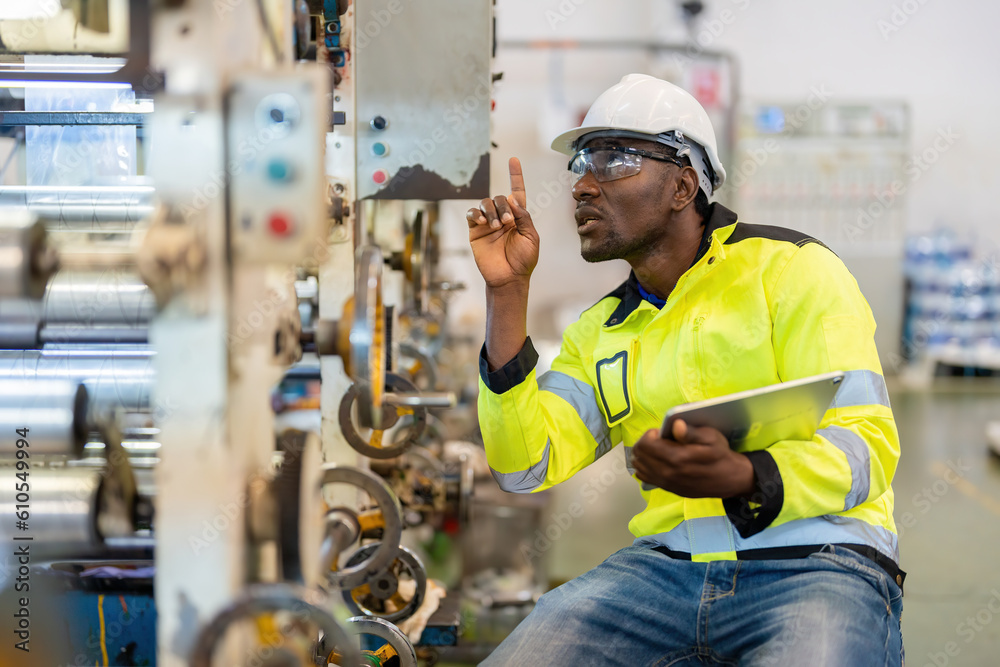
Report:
478,203,900,567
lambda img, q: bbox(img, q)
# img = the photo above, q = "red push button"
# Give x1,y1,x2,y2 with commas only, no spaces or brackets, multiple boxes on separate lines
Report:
372,169,389,185
268,212,294,236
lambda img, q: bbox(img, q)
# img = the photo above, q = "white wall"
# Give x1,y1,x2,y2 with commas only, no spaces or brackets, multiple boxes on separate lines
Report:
440,0,1000,338
709,0,998,241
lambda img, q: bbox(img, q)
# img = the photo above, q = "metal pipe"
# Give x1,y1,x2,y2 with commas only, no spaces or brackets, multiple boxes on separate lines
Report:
0,349,154,412
0,379,88,457
41,270,156,325
0,185,155,225
0,320,40,349
0,324,149,350
0,270,153,348
83,440,161,458
38,326,148,345
383,391,456,408
0,466,101,548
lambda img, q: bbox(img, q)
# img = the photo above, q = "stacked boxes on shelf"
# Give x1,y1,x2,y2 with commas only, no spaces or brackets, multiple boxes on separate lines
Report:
903,230,1000,370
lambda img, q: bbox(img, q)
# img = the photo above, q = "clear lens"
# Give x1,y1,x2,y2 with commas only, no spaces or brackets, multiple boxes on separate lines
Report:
569,149,643,182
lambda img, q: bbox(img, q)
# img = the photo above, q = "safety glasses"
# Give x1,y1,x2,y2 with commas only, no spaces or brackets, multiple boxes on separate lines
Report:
567,146,687,182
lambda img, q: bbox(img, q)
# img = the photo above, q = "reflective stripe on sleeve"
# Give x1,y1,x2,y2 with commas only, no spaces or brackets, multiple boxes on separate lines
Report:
490,440,551,493
831,369,891,409
817,425,871,510
538,370,613,459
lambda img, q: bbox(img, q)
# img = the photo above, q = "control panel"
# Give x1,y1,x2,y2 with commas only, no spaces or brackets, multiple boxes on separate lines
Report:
227,68,328,263
354,0,492,200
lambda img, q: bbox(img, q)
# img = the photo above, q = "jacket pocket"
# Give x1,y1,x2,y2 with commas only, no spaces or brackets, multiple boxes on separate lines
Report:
595,349,631,426
681,314,708,401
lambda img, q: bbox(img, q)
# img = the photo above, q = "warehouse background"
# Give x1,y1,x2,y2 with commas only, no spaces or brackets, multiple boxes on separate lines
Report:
438,2,1000,664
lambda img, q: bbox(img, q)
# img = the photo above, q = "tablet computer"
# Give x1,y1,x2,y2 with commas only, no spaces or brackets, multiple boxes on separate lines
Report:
661,371,845,452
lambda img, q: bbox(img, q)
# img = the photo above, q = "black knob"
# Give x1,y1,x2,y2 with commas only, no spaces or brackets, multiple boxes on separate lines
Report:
370,115,388,131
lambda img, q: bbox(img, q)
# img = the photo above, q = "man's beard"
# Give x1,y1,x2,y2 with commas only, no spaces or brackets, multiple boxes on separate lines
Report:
580,228,651,263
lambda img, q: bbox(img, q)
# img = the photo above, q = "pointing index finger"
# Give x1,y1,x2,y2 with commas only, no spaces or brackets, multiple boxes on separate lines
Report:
508,157,527,209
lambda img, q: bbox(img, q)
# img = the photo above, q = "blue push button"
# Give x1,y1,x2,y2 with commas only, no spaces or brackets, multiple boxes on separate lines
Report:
267,158,294,182
371,142,389,157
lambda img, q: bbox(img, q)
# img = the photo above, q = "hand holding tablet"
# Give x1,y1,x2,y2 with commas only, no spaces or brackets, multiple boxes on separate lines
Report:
660,371,846,453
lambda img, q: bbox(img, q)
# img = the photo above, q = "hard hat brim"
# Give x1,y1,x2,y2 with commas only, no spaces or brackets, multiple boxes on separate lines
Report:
550,125,648,156
550,124,727,192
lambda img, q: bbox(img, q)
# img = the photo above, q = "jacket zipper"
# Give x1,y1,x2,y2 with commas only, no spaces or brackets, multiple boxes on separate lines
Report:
630,337,665,425
692,315,707,399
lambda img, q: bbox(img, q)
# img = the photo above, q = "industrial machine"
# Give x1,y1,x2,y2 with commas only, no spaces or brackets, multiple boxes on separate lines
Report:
0,1,500,665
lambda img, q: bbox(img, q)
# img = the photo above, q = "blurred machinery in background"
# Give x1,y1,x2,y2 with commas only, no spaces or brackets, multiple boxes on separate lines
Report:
0,1,535,665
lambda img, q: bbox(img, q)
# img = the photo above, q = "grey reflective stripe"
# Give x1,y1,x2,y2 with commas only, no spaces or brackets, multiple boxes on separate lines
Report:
538,370,613,459
688,516,736,554
636,514,899,563
831,370,891,409
817,426,871,510
635,516,735,554
490,440,550,493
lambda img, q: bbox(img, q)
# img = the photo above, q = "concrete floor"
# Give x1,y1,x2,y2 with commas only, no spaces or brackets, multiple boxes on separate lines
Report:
891,384,1000,667
464,382,1000,666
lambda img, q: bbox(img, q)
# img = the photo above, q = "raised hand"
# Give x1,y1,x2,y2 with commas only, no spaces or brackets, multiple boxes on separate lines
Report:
466,157,540,289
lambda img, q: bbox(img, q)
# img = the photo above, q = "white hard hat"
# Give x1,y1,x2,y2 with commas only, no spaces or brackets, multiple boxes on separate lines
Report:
551,73,726,195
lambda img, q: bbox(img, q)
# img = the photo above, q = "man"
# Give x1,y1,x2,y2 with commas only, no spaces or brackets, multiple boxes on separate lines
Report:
467,74,903,666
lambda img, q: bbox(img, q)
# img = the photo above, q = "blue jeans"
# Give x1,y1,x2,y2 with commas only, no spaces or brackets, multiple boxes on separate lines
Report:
482,545,903,666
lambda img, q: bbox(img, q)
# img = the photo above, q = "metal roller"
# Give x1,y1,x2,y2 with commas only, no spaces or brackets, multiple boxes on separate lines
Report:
0,270,154,348
0,185,155,226
0,349,155,413
0,379,88,457
0,466,102,549
41,270,156,326
37,326,148,345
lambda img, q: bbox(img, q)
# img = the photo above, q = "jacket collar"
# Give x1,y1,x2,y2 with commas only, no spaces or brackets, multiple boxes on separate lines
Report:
602,202,739,327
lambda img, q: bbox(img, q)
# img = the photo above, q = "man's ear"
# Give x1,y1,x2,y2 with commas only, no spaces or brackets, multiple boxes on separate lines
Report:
671,166,700,212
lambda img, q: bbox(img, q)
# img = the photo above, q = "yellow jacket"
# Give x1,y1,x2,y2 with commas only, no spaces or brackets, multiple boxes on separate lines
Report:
478,203,900,566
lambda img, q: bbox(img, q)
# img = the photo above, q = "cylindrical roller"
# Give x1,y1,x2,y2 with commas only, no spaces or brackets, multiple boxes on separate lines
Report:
41,270,156,326
0,185,155,225
0,466,102,548
0,319,42,349
38,325,148,345
0,379,87,456
0,349,154,413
